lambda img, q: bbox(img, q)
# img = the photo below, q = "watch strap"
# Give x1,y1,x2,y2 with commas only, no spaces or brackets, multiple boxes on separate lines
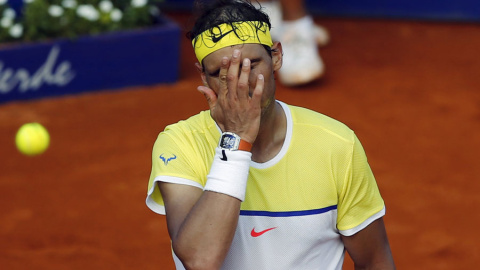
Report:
220,132,253,152
238,138,252,152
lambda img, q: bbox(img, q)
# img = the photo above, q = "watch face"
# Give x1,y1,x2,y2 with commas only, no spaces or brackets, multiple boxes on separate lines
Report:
221,133,239,150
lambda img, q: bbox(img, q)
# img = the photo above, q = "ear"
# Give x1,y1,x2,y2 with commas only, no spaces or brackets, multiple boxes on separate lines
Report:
195,62,209,87
271,41,283,72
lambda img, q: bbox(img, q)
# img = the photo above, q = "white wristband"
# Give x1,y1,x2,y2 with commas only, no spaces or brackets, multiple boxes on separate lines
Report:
204,147,252,201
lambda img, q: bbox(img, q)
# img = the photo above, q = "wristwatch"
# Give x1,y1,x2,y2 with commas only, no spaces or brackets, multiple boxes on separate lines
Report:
219,132,252,151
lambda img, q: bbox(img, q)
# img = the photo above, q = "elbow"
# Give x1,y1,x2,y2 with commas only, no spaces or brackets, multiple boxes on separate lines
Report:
172,243,223,270
182,259,222,270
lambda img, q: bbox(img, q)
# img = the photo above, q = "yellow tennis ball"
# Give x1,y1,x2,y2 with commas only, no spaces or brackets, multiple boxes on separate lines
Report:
15,123,50,156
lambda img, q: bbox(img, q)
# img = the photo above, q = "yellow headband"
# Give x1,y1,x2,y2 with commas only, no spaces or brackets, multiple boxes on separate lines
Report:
192,21,273,64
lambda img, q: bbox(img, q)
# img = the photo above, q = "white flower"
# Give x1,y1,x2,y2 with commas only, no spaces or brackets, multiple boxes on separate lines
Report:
76,4,100,21
62,0,77,9
149,6,160,17
3,8,16,19
0,0,7,5
99,0,113,13
110,9,123,22
1,17,12,28
131,0,147,8
48,5,64,17
9,23,23,38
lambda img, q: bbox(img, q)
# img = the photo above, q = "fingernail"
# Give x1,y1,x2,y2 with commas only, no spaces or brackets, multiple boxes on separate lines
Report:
222,57,228,65
233,49,240,58
243,58,250,66
258,74,264,80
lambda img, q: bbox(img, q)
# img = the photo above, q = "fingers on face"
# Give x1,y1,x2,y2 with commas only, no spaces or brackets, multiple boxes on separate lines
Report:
252,74,264,104
197,85,217,107
226,49,241,98
237,58,251,99
218,56,230,96
218,49,257,101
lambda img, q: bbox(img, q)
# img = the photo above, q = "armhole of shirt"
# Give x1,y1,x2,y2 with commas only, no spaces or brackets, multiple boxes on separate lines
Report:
146,176,204,215
339,206,386,236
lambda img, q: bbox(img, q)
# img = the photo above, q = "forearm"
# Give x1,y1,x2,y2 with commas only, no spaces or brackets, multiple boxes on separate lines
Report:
171,148,251,269
172,191,241,270
169,46,260,269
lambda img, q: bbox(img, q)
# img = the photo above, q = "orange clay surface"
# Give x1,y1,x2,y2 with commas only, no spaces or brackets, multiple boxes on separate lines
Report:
1,12,479,269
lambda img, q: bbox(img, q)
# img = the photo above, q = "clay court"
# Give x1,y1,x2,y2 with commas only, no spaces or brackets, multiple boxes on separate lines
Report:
1,10,480,270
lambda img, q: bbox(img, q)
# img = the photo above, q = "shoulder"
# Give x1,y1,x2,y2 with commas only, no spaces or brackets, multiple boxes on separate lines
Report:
286,103,355,144
159,111,218,143
153,110,219,153
164,110,216,135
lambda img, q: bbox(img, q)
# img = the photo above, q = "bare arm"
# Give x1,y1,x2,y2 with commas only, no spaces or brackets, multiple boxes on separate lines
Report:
161,49,264,270
341,217,396,270
159,182,241,270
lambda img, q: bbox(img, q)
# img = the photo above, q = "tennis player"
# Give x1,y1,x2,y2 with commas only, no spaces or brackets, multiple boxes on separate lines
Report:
146,1,395,269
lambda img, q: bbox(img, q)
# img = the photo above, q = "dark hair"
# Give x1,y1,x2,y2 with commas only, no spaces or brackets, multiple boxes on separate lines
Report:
187,0,271,41
187,0,274,62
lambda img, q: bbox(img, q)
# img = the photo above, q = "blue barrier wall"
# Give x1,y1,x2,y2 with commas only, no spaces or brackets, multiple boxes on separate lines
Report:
0,18,181,104
160,0,480,23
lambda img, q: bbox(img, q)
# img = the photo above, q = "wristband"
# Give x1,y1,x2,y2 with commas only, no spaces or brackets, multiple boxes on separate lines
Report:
204,147,252,201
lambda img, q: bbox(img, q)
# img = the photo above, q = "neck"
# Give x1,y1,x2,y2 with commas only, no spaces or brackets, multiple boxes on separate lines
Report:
251,101,287,163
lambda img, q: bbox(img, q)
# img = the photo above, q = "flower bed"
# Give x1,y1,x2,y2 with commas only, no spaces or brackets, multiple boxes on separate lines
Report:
0,0,181,104
1,0,164,43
